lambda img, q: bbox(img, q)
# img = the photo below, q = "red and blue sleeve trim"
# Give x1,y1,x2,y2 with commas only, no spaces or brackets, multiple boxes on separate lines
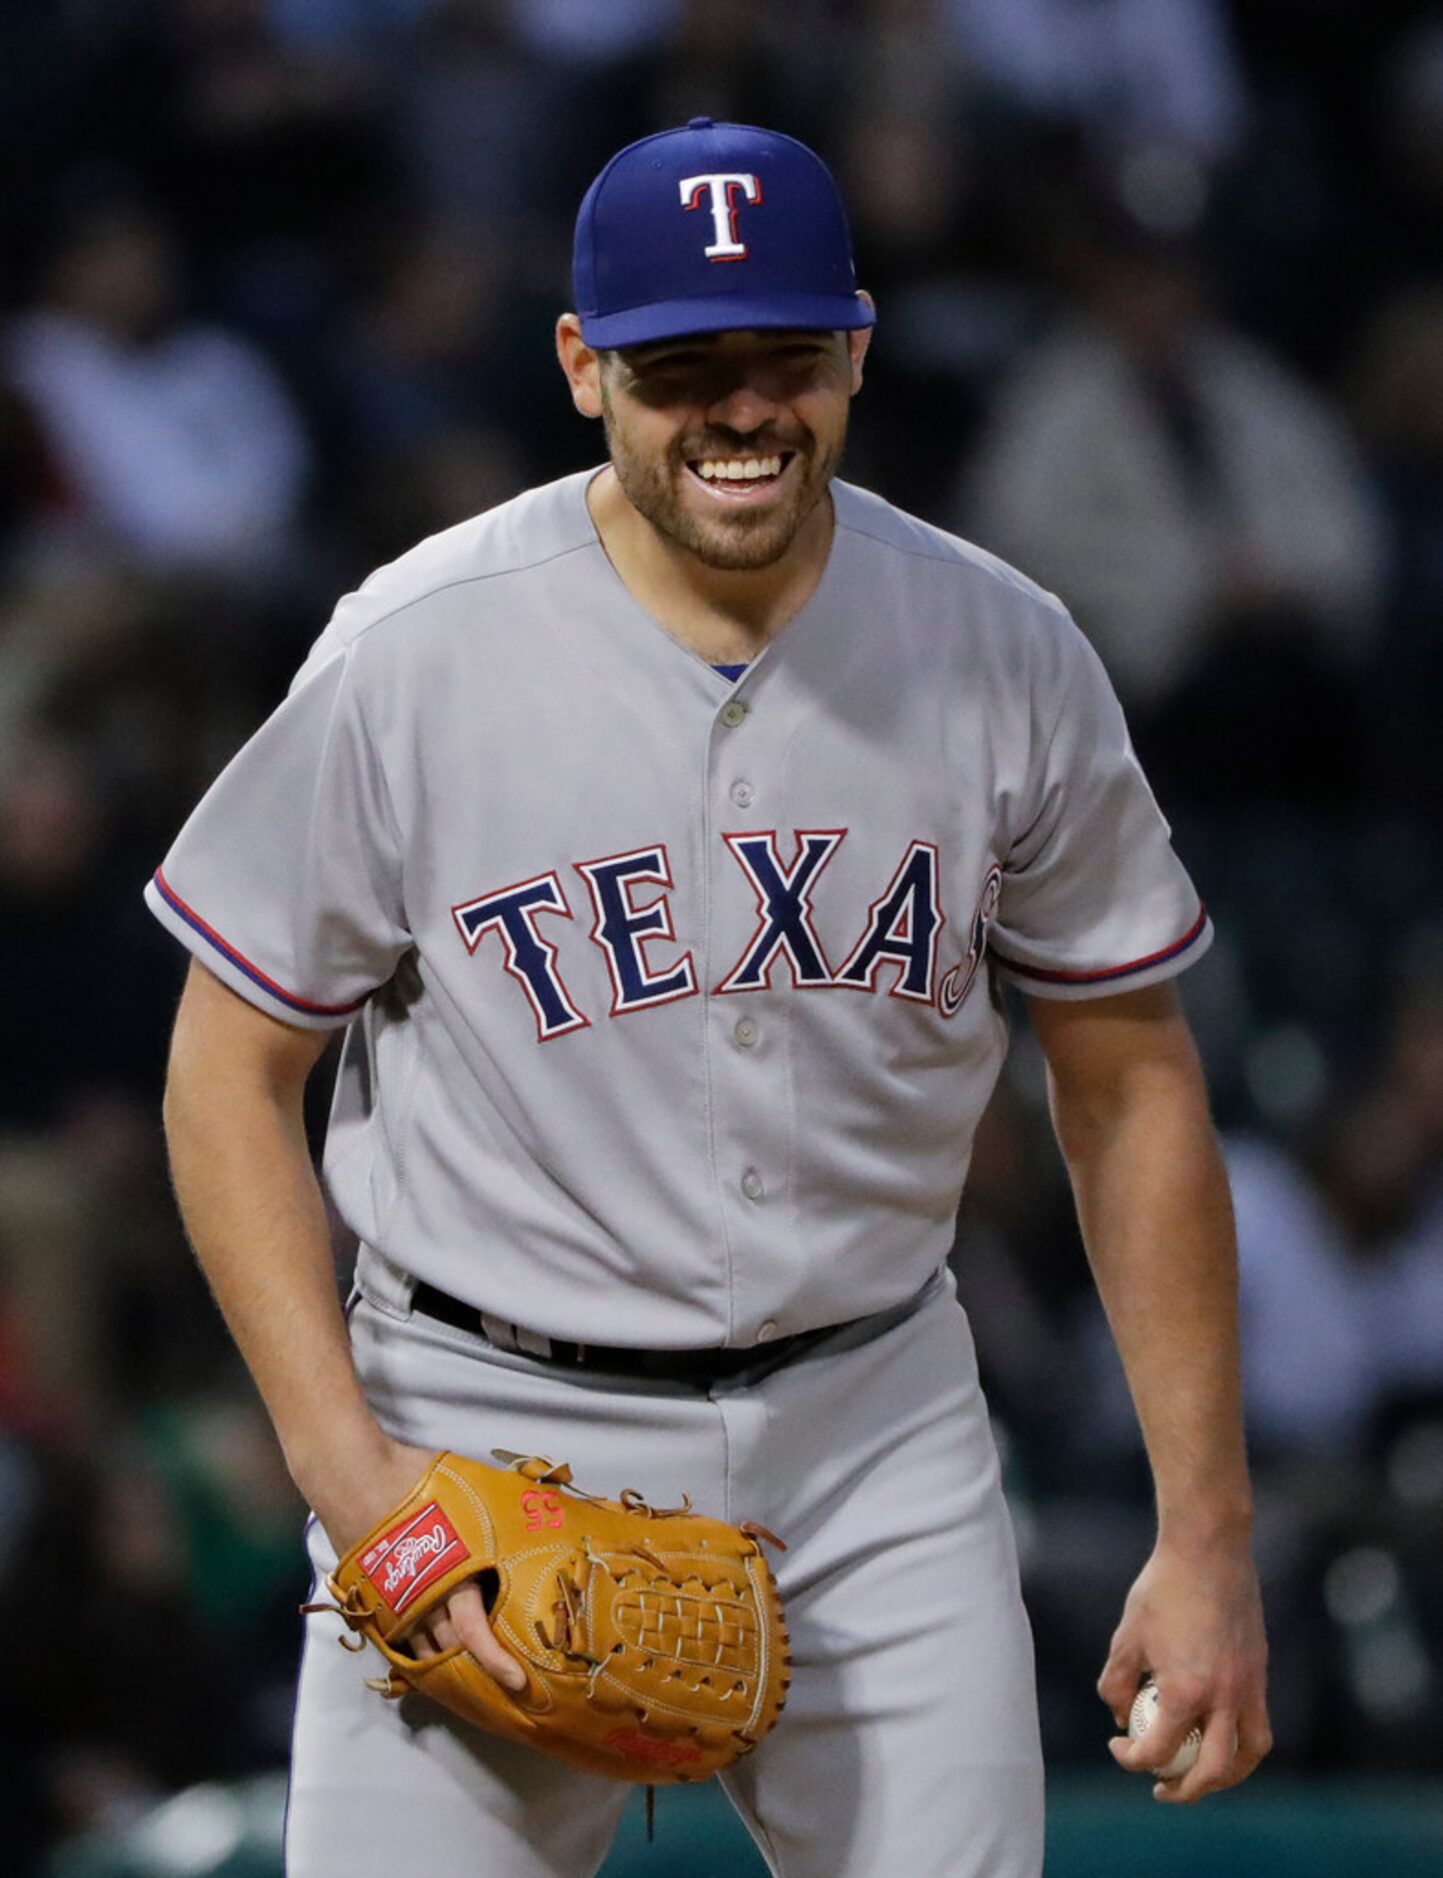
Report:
151,867,367,1018
992,905,1209,987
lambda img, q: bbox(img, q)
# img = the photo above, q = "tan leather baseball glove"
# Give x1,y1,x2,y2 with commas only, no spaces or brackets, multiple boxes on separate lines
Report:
308,1449,790,1783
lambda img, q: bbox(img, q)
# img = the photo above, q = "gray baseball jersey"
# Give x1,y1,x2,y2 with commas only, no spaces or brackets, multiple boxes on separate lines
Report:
145,467,1209,1351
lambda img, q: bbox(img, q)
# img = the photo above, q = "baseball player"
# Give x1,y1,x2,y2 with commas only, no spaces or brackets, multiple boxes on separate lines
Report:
148,120,1270,1876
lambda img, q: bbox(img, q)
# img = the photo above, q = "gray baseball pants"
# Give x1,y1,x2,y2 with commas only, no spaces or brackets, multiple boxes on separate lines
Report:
284,1248,1044,1877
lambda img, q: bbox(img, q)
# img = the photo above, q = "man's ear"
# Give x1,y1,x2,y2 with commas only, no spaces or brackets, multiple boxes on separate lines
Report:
848,291,876,392
556,313,604,419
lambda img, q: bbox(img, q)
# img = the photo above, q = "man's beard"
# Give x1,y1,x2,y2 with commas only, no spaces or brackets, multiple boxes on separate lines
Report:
601,396,843,572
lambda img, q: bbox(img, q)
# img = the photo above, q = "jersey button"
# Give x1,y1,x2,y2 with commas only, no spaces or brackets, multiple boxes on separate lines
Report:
756,1320,778,1343
719,700,749,728
733,1017,758,1049
740,1168,765,1201
730,779,755,809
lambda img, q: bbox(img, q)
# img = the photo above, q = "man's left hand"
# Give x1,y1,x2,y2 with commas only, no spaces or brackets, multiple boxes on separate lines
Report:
1098,1535,1271,1803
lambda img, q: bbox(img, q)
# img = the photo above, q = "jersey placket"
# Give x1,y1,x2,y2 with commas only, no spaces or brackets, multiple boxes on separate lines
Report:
701,678,800,1351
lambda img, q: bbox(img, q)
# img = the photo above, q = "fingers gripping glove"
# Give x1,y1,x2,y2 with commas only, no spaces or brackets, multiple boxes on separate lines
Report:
311,1450,791,1783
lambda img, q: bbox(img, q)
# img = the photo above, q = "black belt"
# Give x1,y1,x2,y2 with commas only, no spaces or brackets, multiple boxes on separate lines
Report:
410,1279,843,1383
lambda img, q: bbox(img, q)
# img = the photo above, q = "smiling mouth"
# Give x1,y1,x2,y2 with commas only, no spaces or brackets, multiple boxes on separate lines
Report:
684,451,796,499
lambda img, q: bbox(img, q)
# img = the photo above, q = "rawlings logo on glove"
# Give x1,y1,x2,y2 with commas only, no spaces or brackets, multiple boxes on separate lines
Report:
305,1450,790,1784
360,1505,466,1613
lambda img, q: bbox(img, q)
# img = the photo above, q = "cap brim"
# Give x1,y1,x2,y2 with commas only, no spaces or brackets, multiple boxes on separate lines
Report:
579,291,875,349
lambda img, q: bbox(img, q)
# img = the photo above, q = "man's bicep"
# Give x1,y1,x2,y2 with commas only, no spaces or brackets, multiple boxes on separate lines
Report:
1024,981,1206,1111
168,958,334,1102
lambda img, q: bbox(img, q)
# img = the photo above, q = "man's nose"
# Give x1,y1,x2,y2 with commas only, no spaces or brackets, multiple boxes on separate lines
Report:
705,380,781,436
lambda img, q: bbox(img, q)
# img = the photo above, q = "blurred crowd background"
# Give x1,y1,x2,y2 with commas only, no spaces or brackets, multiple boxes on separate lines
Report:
1,0,1440,1869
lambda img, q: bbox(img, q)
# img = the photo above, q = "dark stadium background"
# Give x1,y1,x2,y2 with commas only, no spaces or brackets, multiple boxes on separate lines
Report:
0,3,1439,1873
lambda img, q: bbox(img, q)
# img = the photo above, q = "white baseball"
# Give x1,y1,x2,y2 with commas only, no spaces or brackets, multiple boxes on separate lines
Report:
1127,1680,1202,1780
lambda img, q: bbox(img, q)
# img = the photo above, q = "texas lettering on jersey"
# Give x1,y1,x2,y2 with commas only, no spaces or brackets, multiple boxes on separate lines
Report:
451,832,1001,1042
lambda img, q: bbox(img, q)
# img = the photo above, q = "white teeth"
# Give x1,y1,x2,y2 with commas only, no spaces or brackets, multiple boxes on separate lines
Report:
695,455,784,482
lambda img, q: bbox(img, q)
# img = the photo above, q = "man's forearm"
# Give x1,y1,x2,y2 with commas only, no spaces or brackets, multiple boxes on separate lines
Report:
1051,1047,1251,1544
163,971,390,1514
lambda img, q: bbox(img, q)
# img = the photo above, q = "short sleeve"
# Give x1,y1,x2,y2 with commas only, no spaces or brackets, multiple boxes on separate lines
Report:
990,622,1211,1000
144,646,410,1029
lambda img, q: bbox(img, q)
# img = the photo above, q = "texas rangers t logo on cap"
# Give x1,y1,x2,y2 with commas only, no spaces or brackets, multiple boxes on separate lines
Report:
679,172,763,262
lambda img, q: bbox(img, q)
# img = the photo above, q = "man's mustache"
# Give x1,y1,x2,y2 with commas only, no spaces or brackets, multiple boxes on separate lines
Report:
675,435,809,461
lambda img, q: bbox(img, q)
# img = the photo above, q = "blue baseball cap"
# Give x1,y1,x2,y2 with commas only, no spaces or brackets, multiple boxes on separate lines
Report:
573,118,874,349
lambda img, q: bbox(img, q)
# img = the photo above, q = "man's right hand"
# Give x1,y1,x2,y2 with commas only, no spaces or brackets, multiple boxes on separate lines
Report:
307,1436,527,1692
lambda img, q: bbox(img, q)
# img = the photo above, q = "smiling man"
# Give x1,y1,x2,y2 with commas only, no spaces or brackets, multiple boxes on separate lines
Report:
149,120,1269,1876
585,326,855,571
